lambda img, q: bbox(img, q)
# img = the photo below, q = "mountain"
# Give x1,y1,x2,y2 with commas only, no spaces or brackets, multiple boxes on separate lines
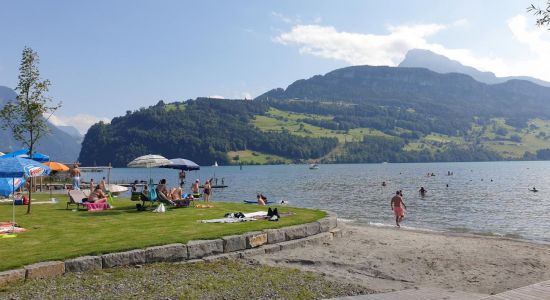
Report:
57,125,83,142
0,86,81,162
398,49,550,87
81,65,550,166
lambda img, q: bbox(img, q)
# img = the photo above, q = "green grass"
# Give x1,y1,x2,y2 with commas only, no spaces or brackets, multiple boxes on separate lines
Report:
227,150,292,165
252,109,388,143
0,194,325,271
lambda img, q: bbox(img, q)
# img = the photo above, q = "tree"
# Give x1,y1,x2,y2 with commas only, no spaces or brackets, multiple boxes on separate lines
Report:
528,1,550,28
0,47,61,214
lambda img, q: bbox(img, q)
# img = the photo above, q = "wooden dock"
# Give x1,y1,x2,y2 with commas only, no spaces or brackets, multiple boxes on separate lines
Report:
481,279,550,299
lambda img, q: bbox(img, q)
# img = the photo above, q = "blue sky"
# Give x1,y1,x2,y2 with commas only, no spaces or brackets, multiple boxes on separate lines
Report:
0,0,548,133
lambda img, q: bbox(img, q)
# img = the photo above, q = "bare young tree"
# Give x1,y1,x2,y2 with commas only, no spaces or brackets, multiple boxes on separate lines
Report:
0,47,61,214
528,1,550,28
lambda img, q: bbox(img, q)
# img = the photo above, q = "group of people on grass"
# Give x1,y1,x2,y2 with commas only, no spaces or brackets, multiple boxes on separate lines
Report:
134,178,213,203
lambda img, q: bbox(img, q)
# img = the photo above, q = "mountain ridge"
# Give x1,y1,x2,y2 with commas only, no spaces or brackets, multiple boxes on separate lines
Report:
398,49,550,87
0,85,81,162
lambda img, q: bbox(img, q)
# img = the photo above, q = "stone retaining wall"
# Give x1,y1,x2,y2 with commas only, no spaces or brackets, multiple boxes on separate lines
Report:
0,211,338,286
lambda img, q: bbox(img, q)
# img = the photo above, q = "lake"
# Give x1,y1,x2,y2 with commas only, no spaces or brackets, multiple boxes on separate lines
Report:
83,161,550,242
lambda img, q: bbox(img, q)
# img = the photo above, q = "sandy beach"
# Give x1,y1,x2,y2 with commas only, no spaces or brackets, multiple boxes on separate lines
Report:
253,223,550,296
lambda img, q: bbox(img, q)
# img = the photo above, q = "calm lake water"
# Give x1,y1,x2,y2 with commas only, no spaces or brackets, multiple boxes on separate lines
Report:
85,161,550,242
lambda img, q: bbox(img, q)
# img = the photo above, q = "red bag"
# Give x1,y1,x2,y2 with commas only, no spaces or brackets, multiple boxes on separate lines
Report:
22,196,29,205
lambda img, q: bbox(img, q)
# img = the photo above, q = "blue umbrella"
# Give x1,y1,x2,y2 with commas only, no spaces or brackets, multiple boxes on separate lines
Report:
0,157,51,178
0,148,50,162
0,177,25,197
160,158,200,171
0,157,51,236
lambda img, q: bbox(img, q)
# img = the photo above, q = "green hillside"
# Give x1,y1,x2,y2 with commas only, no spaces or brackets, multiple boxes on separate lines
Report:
79,65,550,166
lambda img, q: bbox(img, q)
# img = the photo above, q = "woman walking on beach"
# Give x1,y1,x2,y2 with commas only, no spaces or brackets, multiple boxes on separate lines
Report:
391,191,406,227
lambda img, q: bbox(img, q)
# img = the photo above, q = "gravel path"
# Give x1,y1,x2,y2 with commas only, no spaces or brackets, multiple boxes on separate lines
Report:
0,260,374,299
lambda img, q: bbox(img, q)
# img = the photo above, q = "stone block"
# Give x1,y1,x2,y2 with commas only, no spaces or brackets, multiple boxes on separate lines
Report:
184,259,204,264
145,243,187,263
330,227,343,238
65,256,102,273
222,235,247,253
246,232,268,248
284,224,308,241
265,228,286,244
303,232,332,246
203,252,241,262
304,222,321,236
239,247,266,259
25,261,65,279
263,244,281,254
187,239,223,259
318,212,338,232
101,249,146,268
278,239,306,251
0,269,25,286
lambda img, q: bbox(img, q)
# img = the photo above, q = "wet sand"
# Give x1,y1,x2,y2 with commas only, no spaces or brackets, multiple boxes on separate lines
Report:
253,224,550,295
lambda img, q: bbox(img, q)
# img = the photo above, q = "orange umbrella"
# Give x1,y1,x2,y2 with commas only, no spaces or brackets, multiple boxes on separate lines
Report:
43,162,70,172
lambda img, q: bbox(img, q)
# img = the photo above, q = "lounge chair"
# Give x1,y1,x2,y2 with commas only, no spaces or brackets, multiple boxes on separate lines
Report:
67,189,87,210
156,191,176,207
67,189,110,212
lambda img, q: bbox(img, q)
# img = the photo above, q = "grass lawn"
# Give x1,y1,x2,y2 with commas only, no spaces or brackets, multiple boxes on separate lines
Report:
0,193,325,271
227,150,292,165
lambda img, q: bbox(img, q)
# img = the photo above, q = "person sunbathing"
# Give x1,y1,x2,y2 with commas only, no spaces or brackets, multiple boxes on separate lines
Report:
170,186,183,200
257,194,266,205
88,185,107,203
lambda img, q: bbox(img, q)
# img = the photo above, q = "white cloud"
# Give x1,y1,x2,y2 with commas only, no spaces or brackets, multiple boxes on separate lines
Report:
275,23,447,66
275,16,550,81
49,114,110,135
242,92,252,100
208,95,225,99
272,12,293,24
452,18,469,27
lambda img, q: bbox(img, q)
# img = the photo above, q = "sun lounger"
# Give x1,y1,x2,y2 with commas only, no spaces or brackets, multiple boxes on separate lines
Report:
67,189,87,210
156,191,176,207
67,190,109,211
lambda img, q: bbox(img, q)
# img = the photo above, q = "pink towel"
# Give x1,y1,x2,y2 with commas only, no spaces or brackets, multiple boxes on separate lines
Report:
83,202,110,212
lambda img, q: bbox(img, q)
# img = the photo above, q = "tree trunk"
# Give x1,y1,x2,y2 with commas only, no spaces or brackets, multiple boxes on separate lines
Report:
26,144,33,214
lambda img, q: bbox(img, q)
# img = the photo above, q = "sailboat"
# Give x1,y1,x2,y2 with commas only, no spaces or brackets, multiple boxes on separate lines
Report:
213,161,218,167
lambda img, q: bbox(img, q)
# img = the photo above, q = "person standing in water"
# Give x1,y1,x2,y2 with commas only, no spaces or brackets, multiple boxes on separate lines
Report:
391,191,407,227
419,186,427,196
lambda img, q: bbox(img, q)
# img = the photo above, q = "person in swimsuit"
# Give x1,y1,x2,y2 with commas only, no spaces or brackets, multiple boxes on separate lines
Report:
256,194,266,206
192,179,200,198
419,186,427,196
88,185,107,203
390,191,407,227
203,180,212,202
70,164,81,190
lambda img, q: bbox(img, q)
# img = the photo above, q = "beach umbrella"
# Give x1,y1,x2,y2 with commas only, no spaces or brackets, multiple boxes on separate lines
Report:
43,161,70,172
160,158,200,171
0,148,50,162
127,155,170,200
0,157,51,236
0,177,25,197
127,154,170,168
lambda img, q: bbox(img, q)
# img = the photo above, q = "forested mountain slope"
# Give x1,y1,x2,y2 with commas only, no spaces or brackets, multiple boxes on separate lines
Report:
80,65,550,166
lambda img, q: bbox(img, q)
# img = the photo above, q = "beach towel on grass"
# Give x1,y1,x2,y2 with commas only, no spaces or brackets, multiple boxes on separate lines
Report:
0,223,26,234
199,211,268,223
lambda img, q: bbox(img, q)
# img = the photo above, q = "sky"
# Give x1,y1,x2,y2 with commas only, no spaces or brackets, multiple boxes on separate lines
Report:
1,0,549,134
